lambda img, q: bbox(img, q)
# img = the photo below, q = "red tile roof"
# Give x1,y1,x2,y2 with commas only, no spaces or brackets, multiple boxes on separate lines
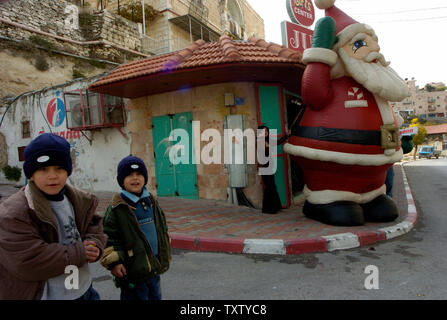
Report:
425,124,447,135
89,35,305,98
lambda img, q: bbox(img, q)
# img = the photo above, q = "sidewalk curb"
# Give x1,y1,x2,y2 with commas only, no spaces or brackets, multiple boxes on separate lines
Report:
170,164,417,255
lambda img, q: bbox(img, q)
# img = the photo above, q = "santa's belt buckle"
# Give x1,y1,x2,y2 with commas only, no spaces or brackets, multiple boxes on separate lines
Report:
380,124,399,149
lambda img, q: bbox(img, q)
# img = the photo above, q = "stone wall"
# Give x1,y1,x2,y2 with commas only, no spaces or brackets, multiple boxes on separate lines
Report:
0,0,145,59
240,0,265,39
0,0,84,41
0,0,149,102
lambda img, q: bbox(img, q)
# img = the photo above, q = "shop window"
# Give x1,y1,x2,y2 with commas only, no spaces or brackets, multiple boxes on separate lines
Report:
63,90,125,130
443,141,447,150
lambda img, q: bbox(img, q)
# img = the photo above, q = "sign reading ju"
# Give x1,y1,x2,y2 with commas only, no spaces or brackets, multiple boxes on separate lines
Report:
282,0,315,55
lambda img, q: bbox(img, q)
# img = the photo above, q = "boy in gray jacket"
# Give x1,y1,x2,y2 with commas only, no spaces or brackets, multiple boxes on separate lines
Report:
0,133,107,300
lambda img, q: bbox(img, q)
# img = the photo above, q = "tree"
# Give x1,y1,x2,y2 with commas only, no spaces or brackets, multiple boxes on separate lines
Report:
118,2,160,24
412,125,427,160
425,84,436,92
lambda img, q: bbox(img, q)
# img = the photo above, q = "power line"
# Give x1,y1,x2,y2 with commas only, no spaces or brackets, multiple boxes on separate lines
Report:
354,6,447,16
370,15,447,23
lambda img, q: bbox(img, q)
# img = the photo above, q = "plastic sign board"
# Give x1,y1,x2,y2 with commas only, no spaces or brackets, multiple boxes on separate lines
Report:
286,0,315,27
399,127,418,137
281,21,313,55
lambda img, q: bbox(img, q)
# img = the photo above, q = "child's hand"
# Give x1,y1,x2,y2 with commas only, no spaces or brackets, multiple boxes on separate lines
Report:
83,240,100,263
112,264,127,278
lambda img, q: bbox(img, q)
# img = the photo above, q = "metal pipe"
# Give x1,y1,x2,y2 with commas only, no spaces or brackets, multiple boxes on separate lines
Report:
189,15,192,43
142,0,146,35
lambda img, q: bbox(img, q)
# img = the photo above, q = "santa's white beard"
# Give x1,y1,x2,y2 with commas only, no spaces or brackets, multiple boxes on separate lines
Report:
337,48,409,102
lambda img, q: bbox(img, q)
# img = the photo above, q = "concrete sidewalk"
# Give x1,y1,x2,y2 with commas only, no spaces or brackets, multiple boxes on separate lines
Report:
0,163,417,255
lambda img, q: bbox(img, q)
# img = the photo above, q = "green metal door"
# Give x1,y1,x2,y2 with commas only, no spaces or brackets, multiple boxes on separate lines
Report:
152,112,198,199
257,84,291,207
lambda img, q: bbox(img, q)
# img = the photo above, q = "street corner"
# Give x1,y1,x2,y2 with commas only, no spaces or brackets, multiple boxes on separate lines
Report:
168,164,418,256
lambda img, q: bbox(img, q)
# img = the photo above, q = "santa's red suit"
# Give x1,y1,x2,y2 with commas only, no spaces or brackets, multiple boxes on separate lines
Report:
285,59,403,205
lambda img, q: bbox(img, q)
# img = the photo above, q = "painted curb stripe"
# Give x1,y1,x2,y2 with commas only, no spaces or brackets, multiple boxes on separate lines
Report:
379,221,414,240
170,234,245,253
170,234,196,250
197,237,245,253
243,239,286,255
322,232,360,252
285,237,328,254
355,231,386,246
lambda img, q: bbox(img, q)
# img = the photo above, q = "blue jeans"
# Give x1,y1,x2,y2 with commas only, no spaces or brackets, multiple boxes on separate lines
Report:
120,275,161,300
75,284,100,300
385,167,394,198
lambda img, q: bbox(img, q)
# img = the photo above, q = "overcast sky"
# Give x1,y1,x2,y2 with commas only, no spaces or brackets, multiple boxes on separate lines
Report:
246,0,447,88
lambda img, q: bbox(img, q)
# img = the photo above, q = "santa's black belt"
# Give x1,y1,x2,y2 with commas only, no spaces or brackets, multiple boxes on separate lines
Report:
295,126,382,146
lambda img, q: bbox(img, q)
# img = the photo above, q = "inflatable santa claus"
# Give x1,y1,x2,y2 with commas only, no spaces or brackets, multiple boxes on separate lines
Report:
284,0,410,226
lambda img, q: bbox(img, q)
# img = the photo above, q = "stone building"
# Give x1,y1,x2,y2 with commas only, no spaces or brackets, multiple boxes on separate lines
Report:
0,75,131,190
391,79,447,122
1,35,306,209
89,36,305,208
87,0,265,55
424,124,447,152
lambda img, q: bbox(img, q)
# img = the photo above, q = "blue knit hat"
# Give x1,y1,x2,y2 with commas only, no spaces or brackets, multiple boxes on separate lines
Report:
117,155,148,188
23,133,72,179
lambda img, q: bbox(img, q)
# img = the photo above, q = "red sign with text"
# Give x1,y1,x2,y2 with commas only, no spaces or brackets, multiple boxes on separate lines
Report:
286,0,315,27
281,21,313,55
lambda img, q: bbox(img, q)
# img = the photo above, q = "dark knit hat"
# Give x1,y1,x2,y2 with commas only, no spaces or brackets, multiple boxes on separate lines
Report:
117,155,148,188
23,133,72,179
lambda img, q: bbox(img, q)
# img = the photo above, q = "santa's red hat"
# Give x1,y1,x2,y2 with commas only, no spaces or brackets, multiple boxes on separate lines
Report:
314,0,377,50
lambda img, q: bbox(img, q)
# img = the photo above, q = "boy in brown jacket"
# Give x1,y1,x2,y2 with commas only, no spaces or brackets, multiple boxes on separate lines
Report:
0,133,107,300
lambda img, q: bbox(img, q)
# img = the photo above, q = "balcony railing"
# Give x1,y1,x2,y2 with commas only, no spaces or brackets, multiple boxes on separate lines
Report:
189,0,209,23
141,35,184,55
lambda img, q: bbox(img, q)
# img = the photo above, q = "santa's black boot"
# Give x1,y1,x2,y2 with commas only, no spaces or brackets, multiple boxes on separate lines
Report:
361,194,399,222
303,201,365,226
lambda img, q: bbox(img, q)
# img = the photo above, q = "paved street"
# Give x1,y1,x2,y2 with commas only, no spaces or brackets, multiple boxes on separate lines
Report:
88,159,447,300
1,159,445,300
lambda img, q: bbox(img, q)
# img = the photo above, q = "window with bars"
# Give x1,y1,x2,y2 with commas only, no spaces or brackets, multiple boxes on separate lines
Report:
63,90,125,130
22,121,30,138
18,146,26,162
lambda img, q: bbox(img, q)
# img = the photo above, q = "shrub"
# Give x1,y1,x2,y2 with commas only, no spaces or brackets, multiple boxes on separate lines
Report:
34,55,50,71
72,69,86,79
118,3,160,23
2,165,22,182
28,35,55,51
